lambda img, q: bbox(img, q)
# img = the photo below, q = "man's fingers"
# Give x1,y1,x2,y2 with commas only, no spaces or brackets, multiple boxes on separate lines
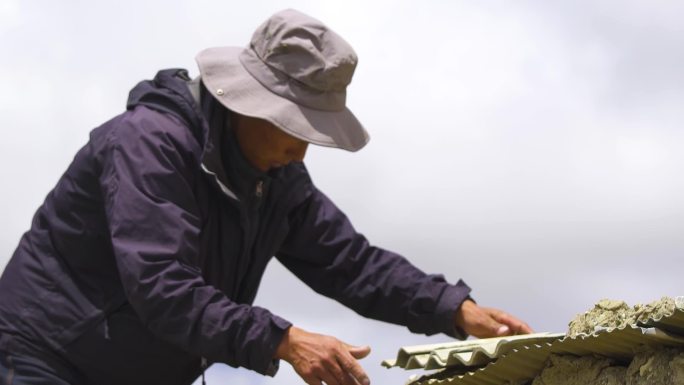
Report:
338,348,371,385
465,307,507,336
347,344,371,359
325,359,362,385
278,327,371,385
318,366,342,385
480,315,509,336
494,324,511,336
488,309,534,334
455,301,534,338
297,368,323,385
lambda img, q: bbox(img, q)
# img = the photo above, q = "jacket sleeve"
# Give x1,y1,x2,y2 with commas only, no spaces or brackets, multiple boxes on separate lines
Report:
98,107,289,375
276,187,472,338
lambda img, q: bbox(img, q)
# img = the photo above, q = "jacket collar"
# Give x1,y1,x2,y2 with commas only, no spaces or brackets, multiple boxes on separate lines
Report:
192,77,277,205
191,78,240,201
221,118,272,207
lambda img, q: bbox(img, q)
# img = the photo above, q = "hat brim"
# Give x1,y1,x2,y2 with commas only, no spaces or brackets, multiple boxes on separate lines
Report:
195,46,369,152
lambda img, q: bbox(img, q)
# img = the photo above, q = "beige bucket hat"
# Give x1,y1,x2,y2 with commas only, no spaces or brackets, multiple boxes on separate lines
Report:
195,9,369,152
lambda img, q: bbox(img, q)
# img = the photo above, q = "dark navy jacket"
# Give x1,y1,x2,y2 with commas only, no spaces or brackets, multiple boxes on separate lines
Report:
0,69,471,385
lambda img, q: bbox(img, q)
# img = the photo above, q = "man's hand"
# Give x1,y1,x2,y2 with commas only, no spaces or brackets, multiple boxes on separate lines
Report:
454,299,533,338
275,326,371,385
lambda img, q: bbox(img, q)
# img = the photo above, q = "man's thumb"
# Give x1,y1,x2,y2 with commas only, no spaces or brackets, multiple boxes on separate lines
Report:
347,344,371,359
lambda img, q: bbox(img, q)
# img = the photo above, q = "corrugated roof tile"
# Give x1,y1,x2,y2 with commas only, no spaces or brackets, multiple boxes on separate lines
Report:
383,296,684,385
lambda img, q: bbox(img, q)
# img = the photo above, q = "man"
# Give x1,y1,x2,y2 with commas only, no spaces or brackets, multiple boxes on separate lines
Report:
0,9,531,385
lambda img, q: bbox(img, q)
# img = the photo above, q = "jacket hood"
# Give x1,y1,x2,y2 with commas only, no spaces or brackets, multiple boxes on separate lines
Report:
127,68,206,145
126,68,240,200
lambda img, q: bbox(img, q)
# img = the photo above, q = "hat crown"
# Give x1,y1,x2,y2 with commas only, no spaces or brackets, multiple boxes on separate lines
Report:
250,9,357,93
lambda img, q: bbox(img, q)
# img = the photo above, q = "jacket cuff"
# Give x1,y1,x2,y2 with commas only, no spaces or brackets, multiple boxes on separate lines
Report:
261,314,292,377
434,279,472,340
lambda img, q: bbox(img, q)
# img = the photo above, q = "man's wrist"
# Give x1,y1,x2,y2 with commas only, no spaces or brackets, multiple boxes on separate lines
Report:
274,325,294,361
453,296,475,337
434,280,472,338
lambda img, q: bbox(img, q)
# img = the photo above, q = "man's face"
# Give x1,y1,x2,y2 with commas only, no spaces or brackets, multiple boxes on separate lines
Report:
231,113,309,172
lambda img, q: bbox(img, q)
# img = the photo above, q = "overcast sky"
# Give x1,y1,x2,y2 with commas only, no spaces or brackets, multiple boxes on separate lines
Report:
1,1,683,384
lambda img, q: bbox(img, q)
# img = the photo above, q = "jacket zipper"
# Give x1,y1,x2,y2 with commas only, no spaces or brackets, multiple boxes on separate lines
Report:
201,163,239,201
103,317,111,340
201,357,208,385
255,180,263,198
